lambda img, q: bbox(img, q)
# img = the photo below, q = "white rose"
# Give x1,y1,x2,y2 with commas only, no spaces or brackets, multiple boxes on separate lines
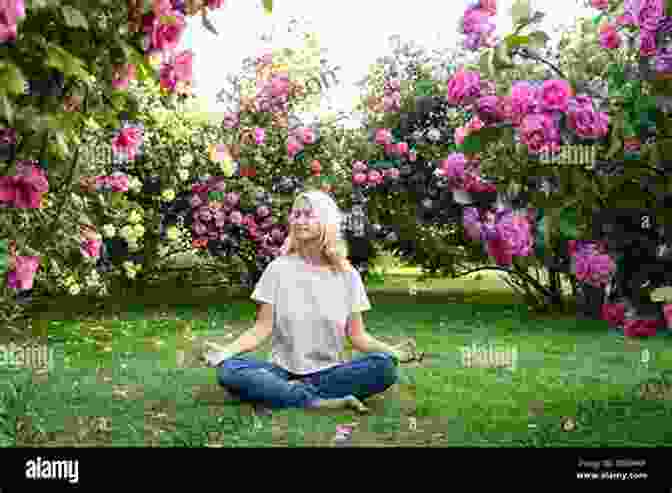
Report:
128,210,142,224
64,275,76,287
129,177,143,193
102,224,116,238
180,154,194,167
68,283,81,295
178,168,189,181
166,226,180,241
133,224,145,237
161,189,176,202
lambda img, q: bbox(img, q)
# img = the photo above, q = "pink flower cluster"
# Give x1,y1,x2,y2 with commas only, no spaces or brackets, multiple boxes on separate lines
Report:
372,128,409,157
566,95,609,139
111,125,144,161
256,73,290,114
80,238,102,260
0,0,25,43
94,173,130,193
462,207,534,266
6,255,40,290
159,50,194,95
0,161,48,209
382,78,401,112
188,180,285,256
599,0,665,56
287,126,317,158
351,160,400,186
447,69,481,106
570,241,616,288
438,152,496,193
460,0,498,51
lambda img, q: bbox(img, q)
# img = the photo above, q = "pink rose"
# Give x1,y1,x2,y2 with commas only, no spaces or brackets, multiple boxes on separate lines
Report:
151,12,186,52
509,82,538,123
229,210,243,225
441,153,467,183
623,319,659,337
663,304,672,329
567,106,609,139
108,173,130,192
287,136,303,158
81,238,102,259
454,126,468,145
479,0,497,16
367,170,383,185
0,163,49,209
190,195,202,208
384,142,397,155
615,13,635,26
590,0,610,10
224,192,240,206
540,80,572,112
255,127,266,145
6,255,40,290
396,142,409,155
207,0,226,8
353,172,367,185
519,113,559,153
637,0,664,32
375,128,392,145
0,0,25,43
112,127,143,159
352,161,367,173
639,30,657,56
387,167,400,179
599,24,621,49
486,237,513,266
256,205,270,218
447,69,481,105
601,303,626,327
300,127,316,145
153,0,172,17
466,116,484,132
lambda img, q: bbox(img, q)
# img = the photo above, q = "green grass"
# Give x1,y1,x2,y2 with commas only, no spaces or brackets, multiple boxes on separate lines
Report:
2,274,672,447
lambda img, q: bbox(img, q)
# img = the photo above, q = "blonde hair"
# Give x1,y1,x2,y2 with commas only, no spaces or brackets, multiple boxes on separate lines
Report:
280,190,352,273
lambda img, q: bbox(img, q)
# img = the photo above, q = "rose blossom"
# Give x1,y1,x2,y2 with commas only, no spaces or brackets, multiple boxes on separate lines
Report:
567,105,609,139
447,69,481,105
374,128,392,145
519,113,560,153
353,173,367,185
352,161,367,173
540,80,572,112
599,23,621,49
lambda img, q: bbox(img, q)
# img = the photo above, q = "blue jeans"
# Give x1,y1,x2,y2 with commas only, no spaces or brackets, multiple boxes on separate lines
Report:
216,352,398,409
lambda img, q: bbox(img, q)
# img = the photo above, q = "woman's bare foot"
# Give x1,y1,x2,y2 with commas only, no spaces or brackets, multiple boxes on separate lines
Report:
310,395,369,414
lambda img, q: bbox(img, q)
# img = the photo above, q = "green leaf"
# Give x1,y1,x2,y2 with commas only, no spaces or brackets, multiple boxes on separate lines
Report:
45,43,90,80
527,31,550,50
504,35,530,48
0,239,9,277
61,5,89,29
493,42,515,70
208,191,225,201
510,0,532,26
415,79,433,97
458,126,503,154
558,207,578,240
534,209,545,260
262,0,273,14
1,63,27,96
0,94,13,125
592,12,605,26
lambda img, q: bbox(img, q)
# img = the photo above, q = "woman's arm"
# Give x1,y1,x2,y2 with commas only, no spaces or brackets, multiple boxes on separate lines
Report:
204,303,274,365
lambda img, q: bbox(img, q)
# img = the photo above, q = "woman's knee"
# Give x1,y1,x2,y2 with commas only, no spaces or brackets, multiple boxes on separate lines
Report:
216,357,252,386
366,352,398,386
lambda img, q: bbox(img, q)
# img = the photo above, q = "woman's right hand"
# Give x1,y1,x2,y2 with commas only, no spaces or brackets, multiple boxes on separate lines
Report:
201,341,235,367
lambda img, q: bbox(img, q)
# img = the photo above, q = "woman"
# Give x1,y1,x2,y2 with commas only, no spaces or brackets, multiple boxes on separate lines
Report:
202,190,420,413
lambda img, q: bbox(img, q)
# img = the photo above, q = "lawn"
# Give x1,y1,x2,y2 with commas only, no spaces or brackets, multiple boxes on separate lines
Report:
1,267,672,447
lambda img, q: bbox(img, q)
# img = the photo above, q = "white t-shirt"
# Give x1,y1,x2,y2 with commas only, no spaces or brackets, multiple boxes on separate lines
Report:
250,254,372,375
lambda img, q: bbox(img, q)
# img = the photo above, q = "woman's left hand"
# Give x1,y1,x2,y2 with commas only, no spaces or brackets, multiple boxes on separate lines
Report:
391,339,424,364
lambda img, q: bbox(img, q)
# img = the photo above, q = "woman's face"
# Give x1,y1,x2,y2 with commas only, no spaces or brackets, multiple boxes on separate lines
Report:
289,199,322,243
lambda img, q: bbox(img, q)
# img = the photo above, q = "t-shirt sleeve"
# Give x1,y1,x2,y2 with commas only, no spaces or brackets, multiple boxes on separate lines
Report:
250,260,279,304
350,267,372,313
